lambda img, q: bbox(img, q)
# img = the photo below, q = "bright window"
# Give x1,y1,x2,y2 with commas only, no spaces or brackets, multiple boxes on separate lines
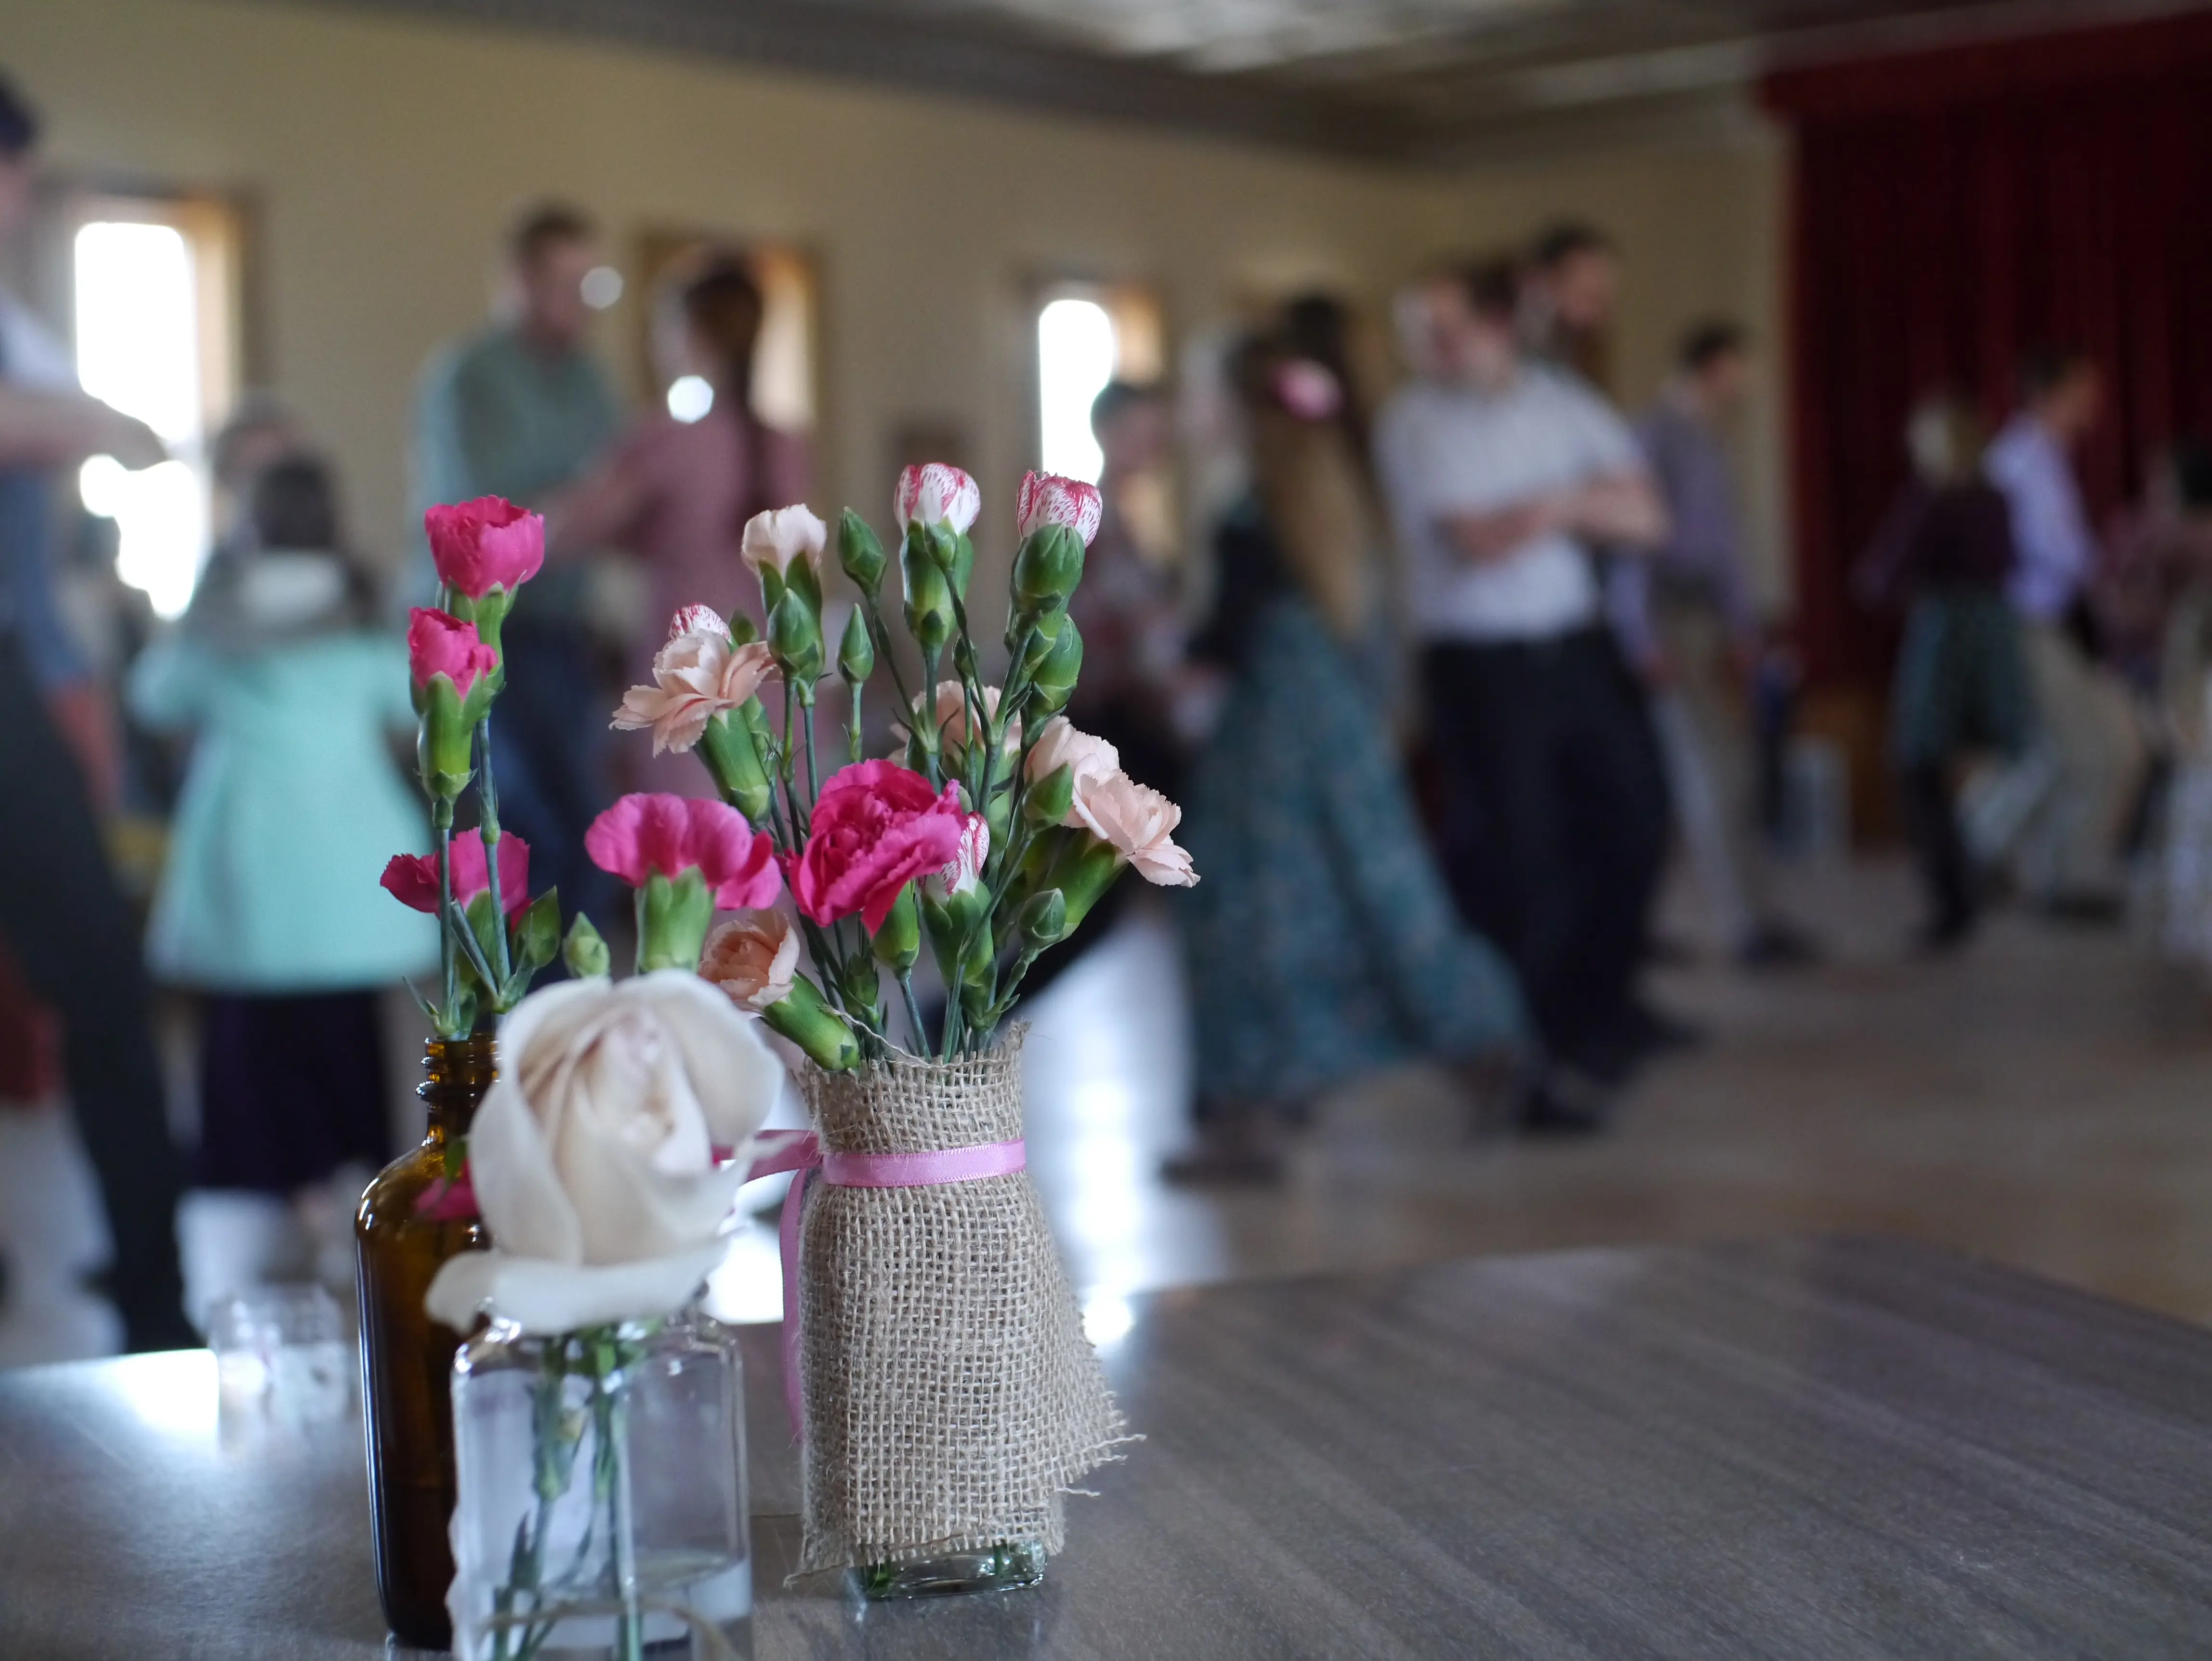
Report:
1037,297,1119,484
69,201,238,620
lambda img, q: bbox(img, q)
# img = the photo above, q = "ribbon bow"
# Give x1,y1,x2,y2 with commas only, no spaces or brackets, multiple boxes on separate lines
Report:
741,1128,1027,1438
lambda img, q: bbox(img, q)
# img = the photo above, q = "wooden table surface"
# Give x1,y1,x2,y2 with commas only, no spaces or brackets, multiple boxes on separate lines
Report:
4,1236,2212,1659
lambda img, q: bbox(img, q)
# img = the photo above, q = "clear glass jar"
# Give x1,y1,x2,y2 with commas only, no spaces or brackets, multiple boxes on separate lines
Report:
448,1307,753,1661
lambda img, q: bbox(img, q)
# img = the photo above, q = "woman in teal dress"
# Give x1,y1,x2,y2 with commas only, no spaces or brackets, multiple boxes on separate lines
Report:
129,456,436,1197
1169,337,1527,1180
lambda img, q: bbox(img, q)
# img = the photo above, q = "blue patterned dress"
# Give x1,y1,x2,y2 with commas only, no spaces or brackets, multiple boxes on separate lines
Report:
1175,509,1527,1113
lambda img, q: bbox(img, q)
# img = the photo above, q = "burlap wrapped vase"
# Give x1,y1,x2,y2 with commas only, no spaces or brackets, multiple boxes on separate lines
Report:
793,1028,1125,1577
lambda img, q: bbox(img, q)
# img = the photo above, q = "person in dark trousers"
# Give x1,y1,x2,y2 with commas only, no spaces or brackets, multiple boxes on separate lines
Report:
1375,261,1672,1129
1856,396,2029,951
0,70,193,1349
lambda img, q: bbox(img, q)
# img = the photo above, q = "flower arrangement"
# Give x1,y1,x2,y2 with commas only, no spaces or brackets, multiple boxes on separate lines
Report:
596,462,1196,1060
379,497,596,1040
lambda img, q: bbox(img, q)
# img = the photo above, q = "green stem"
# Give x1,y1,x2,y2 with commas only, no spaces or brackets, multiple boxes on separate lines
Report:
862,594,916,721
475,717,514,987
846,680,864,765
801,686,821,806
898,969,928,1055
434,804,458,1027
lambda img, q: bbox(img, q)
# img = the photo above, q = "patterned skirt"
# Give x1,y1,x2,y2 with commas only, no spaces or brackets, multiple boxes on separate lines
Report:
1174,599,1526,1110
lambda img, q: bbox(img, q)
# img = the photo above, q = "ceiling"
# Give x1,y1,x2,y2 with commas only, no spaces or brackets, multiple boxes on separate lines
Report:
316,0,2169,161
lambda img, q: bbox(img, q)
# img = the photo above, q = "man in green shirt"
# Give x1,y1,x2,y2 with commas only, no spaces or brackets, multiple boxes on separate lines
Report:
410,204,623,923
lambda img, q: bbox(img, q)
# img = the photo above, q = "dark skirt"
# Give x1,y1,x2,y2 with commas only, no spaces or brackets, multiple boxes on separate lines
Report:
194,989,391,1193
1890,590,2033,767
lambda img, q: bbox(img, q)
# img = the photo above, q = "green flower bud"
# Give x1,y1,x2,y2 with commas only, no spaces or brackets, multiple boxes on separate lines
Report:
1012,524,1085,614
1016,607,1065,678
871,883,921,972
415,676,476,801
762,975,861,1072
1049,836,1125,936
837,509,887,594
840,954,883,1017
1026,614,1083,718
635,868,716,974
837,606,875,685
562,913,611,979
1017,888,1067,951
985,779,1014,848
1024,763,1074,828
767,588,823,682
698,708,774,824
902,532,955,657
726,610,761,646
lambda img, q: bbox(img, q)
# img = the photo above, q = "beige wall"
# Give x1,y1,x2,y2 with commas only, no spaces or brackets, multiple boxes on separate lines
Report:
6,0,1791,609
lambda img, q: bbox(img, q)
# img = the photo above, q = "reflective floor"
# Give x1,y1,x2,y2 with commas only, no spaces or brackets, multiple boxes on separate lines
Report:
6,853,2212,1370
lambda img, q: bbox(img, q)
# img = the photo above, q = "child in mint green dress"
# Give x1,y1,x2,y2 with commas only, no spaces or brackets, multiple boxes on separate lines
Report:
129,457,435,1196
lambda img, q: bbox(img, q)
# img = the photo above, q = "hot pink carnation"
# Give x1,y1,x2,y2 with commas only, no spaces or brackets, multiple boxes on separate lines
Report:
894,463,981,534
380,830,531,916
407,607,499,696
1015,472,1104,546
424,496,545,599
793,760,970,930
584,794,783,909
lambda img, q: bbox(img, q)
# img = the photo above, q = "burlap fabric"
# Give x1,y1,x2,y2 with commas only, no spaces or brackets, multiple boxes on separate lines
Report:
793,1028,1124,1572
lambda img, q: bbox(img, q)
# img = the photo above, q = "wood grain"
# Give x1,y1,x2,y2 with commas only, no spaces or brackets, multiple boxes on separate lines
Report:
4,1237,2211,1659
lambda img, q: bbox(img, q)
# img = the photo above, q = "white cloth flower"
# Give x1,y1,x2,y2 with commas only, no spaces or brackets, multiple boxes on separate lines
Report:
424,972,782,1334
739,504,828,579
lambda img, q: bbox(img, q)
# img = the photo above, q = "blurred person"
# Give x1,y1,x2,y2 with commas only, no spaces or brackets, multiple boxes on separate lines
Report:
412,203,622,924
2124,440,2212,963
1856,397,2028,951
0,69,193,1349
1616,321,1812,968
548,256,807,696
1520,221,1620,387
209,394,301,557
1375,260,1671,1126
1168,335,1527,1180
129,455,434,1272
1980,347,2146,917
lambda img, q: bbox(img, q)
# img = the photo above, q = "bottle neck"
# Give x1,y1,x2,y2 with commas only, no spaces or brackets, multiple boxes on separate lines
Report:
419,1032,498,1144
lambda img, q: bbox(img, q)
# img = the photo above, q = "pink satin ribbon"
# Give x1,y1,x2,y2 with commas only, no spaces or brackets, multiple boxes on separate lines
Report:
741,1128,1027,1438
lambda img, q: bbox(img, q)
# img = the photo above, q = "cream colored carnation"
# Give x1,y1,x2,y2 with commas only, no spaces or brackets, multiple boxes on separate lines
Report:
698,909,801,1012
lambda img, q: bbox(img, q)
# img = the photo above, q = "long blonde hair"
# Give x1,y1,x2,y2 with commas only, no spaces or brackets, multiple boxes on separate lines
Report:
1237,343,1381,640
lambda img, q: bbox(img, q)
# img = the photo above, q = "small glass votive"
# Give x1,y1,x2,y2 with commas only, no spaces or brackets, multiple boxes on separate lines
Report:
206,1283,354,1434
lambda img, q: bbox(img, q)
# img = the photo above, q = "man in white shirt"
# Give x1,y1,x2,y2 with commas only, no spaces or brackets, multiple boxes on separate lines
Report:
1981,347,2144,913
1375,260,1671,1128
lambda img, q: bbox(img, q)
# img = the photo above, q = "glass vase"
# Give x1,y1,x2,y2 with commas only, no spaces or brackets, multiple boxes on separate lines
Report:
355,1030,496,1649
448,1308,753,1661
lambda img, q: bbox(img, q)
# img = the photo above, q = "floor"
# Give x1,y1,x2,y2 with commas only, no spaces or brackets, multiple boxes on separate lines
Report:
6,853,2212,1370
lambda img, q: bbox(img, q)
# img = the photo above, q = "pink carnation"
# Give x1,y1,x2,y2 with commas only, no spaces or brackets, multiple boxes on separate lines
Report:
1015,472,1104,547
793,760,969,930
407,607,498,696
584,794,783,909
380,830,531,916
893,463,981,534
423,497,545,599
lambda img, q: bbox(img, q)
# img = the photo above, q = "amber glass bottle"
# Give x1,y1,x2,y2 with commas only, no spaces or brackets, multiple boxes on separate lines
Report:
355,1031,495,1649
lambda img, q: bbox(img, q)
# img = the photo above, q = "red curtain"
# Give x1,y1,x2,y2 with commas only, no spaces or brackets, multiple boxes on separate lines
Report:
1765,15,2212,684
